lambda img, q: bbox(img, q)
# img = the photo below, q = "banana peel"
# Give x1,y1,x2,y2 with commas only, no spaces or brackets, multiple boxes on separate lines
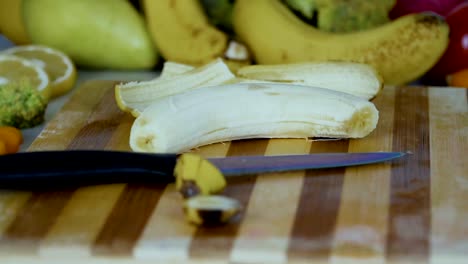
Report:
0,0,31,45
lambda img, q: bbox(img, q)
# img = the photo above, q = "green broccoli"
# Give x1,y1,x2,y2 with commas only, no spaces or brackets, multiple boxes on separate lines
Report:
316,0,396,32
283,0,317,19
283,0,396,32
0,81,48,129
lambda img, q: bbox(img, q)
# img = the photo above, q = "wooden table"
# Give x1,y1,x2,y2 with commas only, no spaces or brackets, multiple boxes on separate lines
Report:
0,80,466,263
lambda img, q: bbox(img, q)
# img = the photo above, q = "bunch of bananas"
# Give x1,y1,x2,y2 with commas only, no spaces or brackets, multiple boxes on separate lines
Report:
141,0,449,85
0,0,450,85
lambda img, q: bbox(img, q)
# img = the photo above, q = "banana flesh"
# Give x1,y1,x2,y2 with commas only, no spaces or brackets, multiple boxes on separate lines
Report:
237,62,383,99
129,83,379,153
232,0,449,85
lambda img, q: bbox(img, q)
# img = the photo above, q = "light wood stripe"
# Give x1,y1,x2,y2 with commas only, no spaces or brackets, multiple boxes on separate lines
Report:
28,81,112,151
133,142,230,261
429,88,468,263
387,87,431,262
288,140,349,261
38,184,125,257
189,139,269,260
230,139,311,263
330,86,396,263
0,191,75,254
0,192,31,237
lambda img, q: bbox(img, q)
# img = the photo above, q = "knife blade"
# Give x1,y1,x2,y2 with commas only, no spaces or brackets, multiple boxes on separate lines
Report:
0,150,406,189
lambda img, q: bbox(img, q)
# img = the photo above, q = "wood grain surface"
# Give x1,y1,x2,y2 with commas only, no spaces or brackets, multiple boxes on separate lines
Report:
0,80,466,264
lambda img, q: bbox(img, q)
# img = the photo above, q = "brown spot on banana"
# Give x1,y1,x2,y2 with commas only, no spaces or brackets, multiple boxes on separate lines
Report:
191,28,202,37
169,0,176,9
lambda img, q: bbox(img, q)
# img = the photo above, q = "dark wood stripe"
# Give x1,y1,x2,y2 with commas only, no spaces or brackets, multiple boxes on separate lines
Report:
386,87,431,261
67,84,124,150
92,183,166,256
0,191,75,253
189,139,270,259
288,140,349,260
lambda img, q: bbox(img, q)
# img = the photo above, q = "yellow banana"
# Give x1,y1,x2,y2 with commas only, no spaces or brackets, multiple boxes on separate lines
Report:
232,0,450,85
0,0,30,44
142,0,249,67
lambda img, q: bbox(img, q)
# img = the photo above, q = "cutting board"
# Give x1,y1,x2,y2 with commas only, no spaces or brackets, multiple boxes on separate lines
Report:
0,80,466,264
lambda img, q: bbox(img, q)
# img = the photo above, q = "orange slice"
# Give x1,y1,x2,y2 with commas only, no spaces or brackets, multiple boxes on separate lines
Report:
3,45,77,98
0,54,50,99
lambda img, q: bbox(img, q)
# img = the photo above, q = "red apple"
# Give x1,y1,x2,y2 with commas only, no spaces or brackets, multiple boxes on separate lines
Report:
389,0,466,18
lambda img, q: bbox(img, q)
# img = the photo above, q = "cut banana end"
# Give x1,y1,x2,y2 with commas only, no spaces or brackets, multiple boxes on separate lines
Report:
183,195,242,226
174,153,227,198
115,58,235,116
237,62,383,100
130,83,379,153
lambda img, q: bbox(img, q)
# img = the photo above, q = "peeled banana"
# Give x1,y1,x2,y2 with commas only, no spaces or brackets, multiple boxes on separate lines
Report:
232,0,450,85
129,83,379,154
237,62,383,99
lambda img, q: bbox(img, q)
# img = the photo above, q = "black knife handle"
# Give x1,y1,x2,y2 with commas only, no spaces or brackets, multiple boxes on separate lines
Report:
0,150,178,189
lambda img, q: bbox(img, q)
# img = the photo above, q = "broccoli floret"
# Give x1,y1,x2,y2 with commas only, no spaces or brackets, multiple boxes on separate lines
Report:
284,0,317,19
0,81,48,129
283,0,396,32
316,0,395,32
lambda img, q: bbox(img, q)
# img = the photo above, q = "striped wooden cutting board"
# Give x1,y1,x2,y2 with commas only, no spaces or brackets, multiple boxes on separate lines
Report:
0,80,466,264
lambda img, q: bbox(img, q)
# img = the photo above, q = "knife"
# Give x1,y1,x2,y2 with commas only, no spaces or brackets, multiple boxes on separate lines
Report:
0,150,406,189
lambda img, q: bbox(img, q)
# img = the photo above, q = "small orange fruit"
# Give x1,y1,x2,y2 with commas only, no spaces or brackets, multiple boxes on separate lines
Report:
447,68,468,88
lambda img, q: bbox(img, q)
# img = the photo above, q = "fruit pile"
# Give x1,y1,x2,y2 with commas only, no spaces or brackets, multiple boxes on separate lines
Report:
0,0,466,88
